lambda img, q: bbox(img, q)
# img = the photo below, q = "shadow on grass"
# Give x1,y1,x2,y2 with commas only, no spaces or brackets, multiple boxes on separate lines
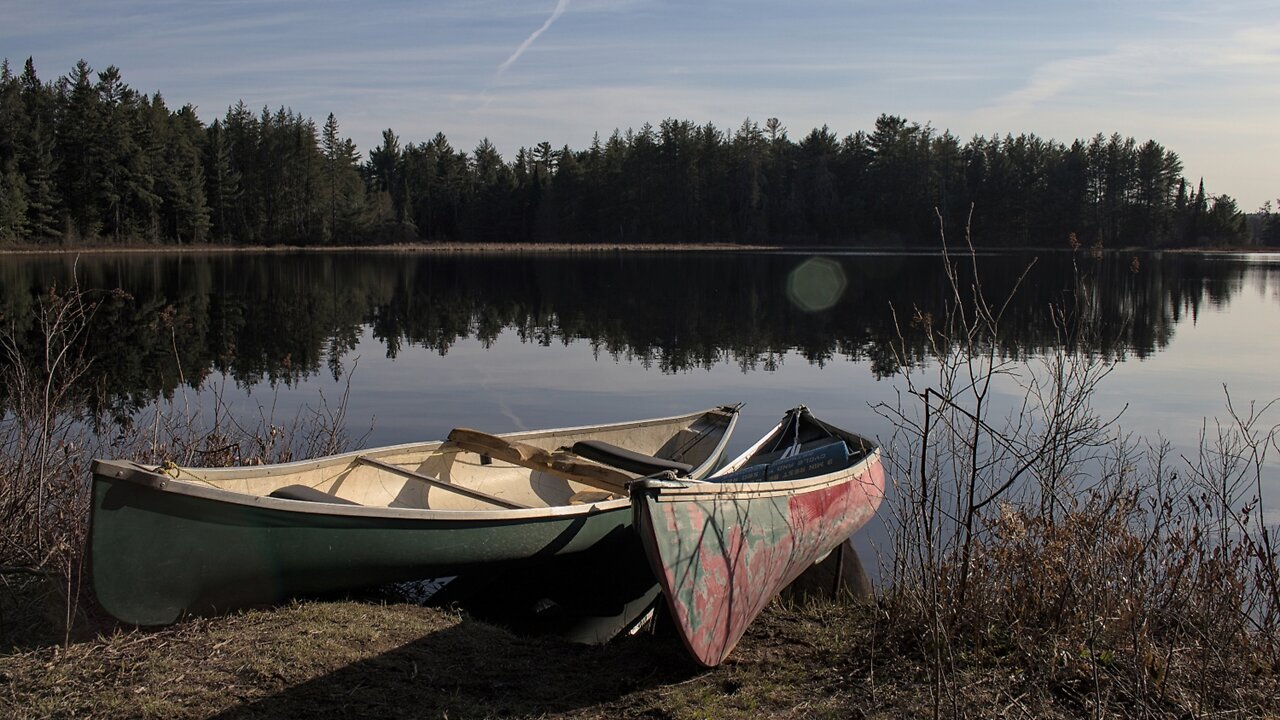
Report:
0,576,94,653
206,616,703,719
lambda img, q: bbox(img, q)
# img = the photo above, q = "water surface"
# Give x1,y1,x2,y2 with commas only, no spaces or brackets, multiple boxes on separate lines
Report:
3,249,1277,534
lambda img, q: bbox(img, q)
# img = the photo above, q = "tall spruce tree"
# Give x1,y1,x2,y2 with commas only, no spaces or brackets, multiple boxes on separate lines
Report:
165,103,212,243
0,60,26,241
56,60,106,240
203,119,242,243
320,113,365,244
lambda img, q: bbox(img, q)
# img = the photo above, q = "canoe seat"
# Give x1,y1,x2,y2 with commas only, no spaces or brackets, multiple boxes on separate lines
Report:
741,436,846,469
716,441,850,484
268,484,361,505
763,441,850,482
570,440,694,477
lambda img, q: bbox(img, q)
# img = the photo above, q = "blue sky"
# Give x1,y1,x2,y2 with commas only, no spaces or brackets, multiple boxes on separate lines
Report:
3,0,1276,210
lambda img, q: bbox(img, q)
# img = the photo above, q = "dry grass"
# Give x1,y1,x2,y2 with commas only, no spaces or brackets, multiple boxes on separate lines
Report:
871,223,1280,719
9,592,1267,720
0,599,693,719
0,597,1062,720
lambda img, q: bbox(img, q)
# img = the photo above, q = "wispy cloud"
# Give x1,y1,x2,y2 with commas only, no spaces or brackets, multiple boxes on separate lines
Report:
1213,22,1280,69
496,0,570,77
977,13,1280,122
977,44,1161,120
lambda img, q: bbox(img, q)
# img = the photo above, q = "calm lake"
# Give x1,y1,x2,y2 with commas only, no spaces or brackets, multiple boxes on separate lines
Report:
3,249,1278,550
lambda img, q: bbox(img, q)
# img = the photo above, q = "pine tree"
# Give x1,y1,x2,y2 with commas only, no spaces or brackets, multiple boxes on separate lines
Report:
203,119,242,243
166,104,211,243
1204,195,1247,246
466,138,513,242
0,60,25,241
1263,200,1280,247
56,60,106,240
367,128,405,231
221,101,260,242
730,119,768,242
16,58,61,242
319,113,364,244
1186,178,1208,244
95,65,156,240
797,125,840,239
0,157,27,242
322,113,342,243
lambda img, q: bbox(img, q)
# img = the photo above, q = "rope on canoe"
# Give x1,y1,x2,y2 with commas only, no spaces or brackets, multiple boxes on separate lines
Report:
150,460,220,488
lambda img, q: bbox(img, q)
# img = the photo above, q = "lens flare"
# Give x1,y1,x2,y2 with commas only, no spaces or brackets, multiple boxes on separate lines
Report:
786,257,847,312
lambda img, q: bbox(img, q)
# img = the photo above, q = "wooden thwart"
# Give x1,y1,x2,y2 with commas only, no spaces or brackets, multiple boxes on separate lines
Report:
447,428,632,494
355,455,530,509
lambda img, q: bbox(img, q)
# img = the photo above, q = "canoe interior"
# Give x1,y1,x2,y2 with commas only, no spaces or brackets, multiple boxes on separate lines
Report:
720,406,878,477
99,407,737,513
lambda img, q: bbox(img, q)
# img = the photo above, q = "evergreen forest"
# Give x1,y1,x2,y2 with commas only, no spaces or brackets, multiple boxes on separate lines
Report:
1,58,1276,248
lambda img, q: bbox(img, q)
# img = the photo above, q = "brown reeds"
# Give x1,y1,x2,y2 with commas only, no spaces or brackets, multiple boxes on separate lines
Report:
874,214,1279,717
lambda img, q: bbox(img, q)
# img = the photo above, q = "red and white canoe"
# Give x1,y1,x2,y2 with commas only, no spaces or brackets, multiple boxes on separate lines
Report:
630,407,885,667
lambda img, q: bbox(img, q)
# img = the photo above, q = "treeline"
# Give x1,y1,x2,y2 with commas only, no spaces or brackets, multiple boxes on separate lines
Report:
0,58,1271,248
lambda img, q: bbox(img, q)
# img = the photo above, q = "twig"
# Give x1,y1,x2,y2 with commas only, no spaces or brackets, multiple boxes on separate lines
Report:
0,565,56,577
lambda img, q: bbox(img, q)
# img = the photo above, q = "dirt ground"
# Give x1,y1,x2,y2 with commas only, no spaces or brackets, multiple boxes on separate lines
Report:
0,594,1139,720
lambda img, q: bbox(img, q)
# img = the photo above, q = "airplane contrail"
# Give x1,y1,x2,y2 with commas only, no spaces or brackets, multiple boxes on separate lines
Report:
496,0,571,77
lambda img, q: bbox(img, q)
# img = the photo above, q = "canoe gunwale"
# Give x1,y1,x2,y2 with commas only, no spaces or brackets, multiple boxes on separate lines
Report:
91,461,623,521
89,407,727,482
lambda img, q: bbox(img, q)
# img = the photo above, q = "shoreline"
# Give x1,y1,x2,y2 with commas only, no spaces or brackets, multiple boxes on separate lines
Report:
1,241,1277,256
0,242,771,256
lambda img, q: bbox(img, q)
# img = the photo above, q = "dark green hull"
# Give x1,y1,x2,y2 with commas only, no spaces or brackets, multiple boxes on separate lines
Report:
90,473,636,627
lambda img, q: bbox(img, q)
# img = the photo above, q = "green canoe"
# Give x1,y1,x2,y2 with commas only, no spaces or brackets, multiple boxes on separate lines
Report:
90,405,740,635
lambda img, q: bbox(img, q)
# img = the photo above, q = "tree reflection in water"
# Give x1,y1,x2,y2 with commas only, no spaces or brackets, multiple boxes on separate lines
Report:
0,250,1274,419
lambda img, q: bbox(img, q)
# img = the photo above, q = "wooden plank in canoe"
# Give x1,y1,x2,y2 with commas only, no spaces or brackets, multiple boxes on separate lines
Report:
447,428,633,494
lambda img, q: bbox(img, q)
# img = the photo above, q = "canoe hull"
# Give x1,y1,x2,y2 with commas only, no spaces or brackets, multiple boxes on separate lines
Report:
91,473,633,625
632,413,884,667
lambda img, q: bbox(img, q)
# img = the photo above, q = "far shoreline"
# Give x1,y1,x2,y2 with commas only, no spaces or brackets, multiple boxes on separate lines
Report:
1,241,1277,256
